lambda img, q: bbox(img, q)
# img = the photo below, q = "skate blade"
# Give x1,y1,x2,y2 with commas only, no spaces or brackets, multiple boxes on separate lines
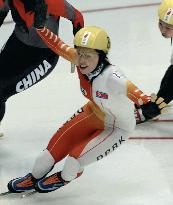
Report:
21,190,37,198
0,191,12,196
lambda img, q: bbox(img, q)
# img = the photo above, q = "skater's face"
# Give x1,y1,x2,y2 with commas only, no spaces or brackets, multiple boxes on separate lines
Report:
159,19,173,38
76,47,99,74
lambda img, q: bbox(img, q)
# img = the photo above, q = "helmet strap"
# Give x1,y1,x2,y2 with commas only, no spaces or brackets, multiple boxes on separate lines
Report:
86,62,105,81
86,51,111,81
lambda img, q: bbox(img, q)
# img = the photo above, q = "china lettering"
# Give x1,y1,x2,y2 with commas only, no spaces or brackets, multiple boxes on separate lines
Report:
16,60,52,92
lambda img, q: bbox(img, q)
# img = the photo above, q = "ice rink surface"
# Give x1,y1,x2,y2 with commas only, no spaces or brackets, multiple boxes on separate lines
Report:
1,1,173,205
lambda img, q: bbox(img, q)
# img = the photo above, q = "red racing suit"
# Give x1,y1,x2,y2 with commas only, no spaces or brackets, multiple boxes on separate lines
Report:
0,0,84,123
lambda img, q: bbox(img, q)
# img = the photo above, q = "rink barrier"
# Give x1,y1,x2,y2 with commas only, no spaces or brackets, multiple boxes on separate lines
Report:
130,118,173,140
129,137,173,140
153,119,173,122
81,3,160,13
3,2,160,25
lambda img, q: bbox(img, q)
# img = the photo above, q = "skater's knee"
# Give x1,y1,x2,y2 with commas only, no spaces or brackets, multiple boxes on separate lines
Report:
61,156,84,181
32,149,55,179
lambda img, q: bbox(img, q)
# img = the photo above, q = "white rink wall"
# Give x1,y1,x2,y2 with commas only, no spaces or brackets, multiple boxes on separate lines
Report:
3,0,161,22
68,0,161,10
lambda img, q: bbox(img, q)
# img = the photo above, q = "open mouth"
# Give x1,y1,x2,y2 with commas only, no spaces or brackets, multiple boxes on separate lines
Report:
79,65,88,69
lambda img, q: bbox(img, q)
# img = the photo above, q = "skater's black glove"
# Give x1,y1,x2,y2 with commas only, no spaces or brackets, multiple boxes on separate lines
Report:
72,10,84,36
73,22,83,36
135,94,167,124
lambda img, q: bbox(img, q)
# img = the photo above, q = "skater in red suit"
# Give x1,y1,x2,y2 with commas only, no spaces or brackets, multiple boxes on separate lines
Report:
0,0,84,136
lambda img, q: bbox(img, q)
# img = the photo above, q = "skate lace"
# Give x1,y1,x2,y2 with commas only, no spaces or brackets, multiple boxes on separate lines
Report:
42,174,61,186
16,176,34,188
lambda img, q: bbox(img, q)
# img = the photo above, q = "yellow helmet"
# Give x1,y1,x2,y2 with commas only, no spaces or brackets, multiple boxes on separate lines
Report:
74,26,111,54
158,0,173,25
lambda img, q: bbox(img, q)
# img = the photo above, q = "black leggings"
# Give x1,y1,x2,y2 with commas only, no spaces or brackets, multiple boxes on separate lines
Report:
0,32,59,121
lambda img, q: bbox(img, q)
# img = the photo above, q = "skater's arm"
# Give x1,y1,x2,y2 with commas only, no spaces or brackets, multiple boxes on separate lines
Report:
46,0,84,35
108,70,168,122
107,69,150,106
37,27,78,65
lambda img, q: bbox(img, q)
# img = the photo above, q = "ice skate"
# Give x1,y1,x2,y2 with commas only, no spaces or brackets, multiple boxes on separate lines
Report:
35,172,68,193
7,173,37,193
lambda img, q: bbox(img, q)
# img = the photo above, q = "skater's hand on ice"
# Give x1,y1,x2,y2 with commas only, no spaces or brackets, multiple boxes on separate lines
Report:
139,94,167,120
